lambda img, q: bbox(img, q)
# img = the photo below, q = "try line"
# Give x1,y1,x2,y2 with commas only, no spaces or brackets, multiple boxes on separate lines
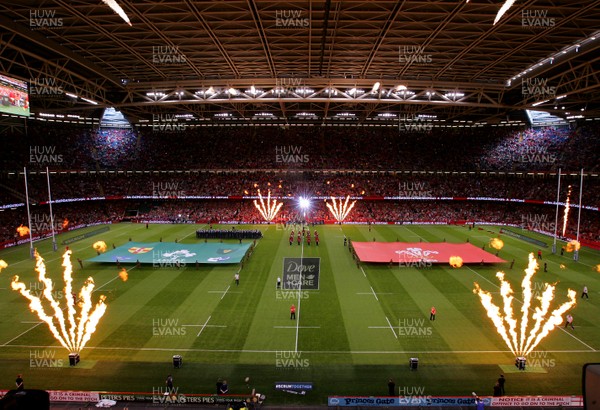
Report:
1,344,595,355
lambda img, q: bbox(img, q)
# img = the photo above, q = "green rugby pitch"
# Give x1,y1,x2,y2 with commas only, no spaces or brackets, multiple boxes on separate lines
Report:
0,222,599,404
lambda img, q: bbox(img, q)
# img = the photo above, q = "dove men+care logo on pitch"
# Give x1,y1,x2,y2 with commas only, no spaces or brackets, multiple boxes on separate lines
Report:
282,258,320,290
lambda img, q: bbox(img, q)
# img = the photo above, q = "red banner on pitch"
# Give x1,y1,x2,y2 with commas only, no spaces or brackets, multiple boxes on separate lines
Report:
353,242,506,264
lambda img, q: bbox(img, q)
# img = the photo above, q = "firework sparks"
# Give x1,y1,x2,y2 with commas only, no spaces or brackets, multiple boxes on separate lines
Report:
465,0,516,25
10,250,107,354
325,196,357,223
562,186,572,236
564,240,580,253
101,0,132,26
449,256,464,268
253,190,283,222
490,238,504,250
119,268,128,282
473,253,577,357
0,260,7,272
594,264,600,273
560,264,566,270
62,218,69,229
16,224,30,237
93,241,107,253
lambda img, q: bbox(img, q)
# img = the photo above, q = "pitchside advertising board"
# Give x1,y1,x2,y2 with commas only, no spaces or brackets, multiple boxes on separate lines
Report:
327,396,582,407
282,257,320,290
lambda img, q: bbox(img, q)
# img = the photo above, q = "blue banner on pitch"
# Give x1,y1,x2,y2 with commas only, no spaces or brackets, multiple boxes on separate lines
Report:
87,242,251,264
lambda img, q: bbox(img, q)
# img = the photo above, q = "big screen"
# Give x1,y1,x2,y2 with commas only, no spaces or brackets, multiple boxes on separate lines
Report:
0,73,30,117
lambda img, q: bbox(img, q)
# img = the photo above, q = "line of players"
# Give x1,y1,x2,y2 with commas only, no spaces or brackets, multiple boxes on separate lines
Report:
289,228,320,246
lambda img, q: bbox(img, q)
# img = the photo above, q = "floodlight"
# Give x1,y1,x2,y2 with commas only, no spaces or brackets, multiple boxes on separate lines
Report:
298,197,310,210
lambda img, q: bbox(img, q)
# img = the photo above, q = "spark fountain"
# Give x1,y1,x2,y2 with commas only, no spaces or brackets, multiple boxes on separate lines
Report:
473,253,576,362
253,189,283,222
9,250,108,364
562,186,572,236
326,195,356,223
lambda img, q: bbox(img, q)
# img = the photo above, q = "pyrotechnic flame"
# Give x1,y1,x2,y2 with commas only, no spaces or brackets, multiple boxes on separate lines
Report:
325,196,357,223
465,0,516,25
496,272,519,351
62,218,69,229
562,186,572,236
490,238,504,250
472,283,516,355
518,254,537,351
101,0,132,26
93,241,108,253
16,224,30,237
10,250,107,354
565,240,580,253
119,268,128,282
253,189,283,222
560,264,566,270
595,264,600,273
449,256,464,268
0,260,7,272
473,253,577,356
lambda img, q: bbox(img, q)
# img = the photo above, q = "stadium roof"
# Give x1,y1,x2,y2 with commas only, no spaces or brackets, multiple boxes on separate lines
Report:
1,0,599,126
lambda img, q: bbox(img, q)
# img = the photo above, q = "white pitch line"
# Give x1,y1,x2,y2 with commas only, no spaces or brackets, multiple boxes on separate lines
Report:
182,324,226,328
370,286,379,301
465,265,596,351
1,344,597,355
404,227,429,242
360,266,367,277
196,316,212,337
220,285,231,300
294,229,306,353
21,321,42,324
178,230,198,241
368,326,391,329
274,326,321,329
547,258,594,269
357,292,394,295
208,290,242,294
385,316,398,339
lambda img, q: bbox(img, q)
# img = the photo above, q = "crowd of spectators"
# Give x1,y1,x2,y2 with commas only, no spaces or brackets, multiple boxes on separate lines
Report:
1,121,599,172
1,120,598,245
2,171,597,206
480,127,571,170
1,199,598,245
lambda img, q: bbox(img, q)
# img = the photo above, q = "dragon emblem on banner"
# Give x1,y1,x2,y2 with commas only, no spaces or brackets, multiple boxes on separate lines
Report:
395,247,439,262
